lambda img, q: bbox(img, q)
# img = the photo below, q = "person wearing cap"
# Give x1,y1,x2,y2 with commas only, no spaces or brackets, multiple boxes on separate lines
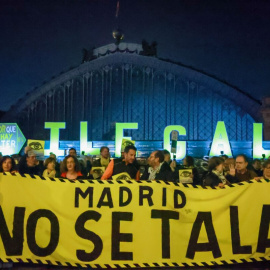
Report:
18,149,44,176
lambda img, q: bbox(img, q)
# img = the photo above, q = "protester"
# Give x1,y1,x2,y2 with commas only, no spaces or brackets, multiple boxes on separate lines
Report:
141,150,173,181
250,159,263,177
18,150,44,176
255,160,270,180
163,149,177,172
43,157,57,178
101,145,140,180
92,146,110,168
163,149,171,164
224,157,235,175
226,154,257,182
49,152,61,176
262,160,270,179
68,148,77,156
0,155,17,173
60,155,83,181
173,155,201,184
203,156,230,188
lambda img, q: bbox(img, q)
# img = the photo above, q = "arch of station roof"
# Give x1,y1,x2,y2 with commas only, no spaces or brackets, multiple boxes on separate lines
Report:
6,53,261,122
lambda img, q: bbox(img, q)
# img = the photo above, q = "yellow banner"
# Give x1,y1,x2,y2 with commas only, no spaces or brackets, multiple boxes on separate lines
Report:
0,173,270,268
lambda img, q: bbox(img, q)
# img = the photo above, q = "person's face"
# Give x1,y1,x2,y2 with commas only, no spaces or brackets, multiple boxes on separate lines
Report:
224,158,235,171
47,161,55,171
101,148,109,159
27,155,36,167
67,157,75,171
253,160,261,170
263,164,270,179
124,149,136,164
2,158,12,172
148,151,159,168
216,163,224,173
164,154,171,163
235,156,248,171
69,149,76,156
183,157,187,166
50,153,56,160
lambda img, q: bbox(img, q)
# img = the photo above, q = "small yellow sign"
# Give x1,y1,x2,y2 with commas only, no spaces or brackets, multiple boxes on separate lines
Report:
28,139,45,158
121,139,135,152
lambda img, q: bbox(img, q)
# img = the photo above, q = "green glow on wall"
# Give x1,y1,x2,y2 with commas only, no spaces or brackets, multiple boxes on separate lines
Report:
80,121,100,155
209,121,232,157
44,122,66,156
163,125,186,159
115,123,138,157
253,123,270,158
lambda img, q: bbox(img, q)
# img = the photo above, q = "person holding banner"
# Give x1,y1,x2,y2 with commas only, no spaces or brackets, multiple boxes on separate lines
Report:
101,145,140,180
18,149,44,176
60,155,83,181
92,146,111,168
203,156,230,188
255,159,270,180
140,150,174,181
262,160,270,179
172,155,201,184
42,157,57,178
0,155,17,173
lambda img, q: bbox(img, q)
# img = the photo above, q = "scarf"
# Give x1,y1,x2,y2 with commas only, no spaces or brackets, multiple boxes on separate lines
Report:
43,169,56,178
148,162,163,180
100,156,110,168
212,170,227,184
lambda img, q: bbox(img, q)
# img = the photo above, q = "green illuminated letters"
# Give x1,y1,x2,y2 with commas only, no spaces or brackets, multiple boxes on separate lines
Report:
44,122,66,156
209,121,232,157
115,123,138,157
253,123,270,159
80,122,100,156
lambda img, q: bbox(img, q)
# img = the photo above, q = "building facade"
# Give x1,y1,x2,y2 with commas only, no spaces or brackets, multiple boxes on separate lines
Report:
2,43,263,157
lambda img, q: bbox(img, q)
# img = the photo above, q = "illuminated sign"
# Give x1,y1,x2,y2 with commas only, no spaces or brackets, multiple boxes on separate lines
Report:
253,123,270,158
0,123,26,155
209,121,232,157
43,121,269,159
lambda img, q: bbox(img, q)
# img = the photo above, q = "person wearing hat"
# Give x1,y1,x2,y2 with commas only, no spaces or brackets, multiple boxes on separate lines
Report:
18,149,44,176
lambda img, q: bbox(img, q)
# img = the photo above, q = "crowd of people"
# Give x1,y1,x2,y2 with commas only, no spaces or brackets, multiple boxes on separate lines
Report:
1,145,270,186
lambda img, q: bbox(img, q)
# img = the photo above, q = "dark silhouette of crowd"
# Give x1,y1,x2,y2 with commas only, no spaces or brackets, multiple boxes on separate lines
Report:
1,146,270,186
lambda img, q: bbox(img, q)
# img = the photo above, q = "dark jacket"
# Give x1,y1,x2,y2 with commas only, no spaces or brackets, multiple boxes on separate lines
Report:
203,172,229,187
18,155,44,176
140,162,174,182
112,161,138,179
226,169,257,183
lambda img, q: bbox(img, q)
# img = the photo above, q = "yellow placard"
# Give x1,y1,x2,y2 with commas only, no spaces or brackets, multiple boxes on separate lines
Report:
27,139,45,158
121,139,135,152
179,168,193,183
91,167,105,179
0,173,270,268
112,172,131,180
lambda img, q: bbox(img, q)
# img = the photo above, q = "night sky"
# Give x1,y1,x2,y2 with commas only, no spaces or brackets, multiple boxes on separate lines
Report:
1,0,270,112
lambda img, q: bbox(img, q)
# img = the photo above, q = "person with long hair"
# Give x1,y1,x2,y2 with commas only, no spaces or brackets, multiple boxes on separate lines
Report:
203,156,230,188
0,155,17,173
60,155,83,180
